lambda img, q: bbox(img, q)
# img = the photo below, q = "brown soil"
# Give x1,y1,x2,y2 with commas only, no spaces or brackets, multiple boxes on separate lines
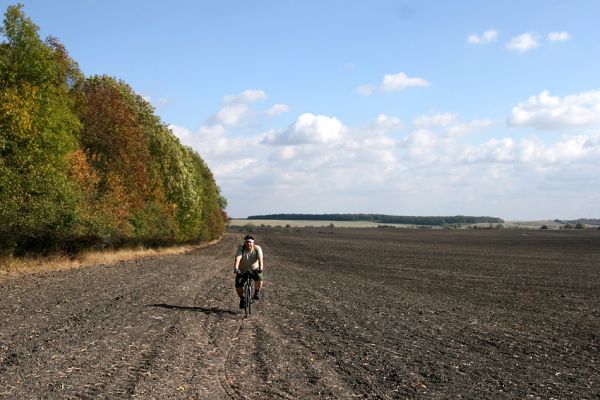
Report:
1,229,599,399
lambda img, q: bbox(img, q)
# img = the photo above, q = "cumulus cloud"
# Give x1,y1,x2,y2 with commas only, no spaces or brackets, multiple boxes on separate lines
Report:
401,129,440,162
447,119,495,137
413,112,493,137
169,124,191,139
506,32,540,53
208,90,265,126
210,103,252,126
223,89,267,104
547,31,571,42
358,72,429,95
413,112,458,128
207,89,285,126
381,72,430,92
467,30,569,53
467,29,499,44
368,114,404,133
264,113,346,145
267,103,291,117
174,94,599,219
460,134,600,164
508,90,600,130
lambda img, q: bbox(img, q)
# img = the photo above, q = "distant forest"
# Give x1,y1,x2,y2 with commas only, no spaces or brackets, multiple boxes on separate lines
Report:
0,5,226,255
247,214,504,226
556,219,600,226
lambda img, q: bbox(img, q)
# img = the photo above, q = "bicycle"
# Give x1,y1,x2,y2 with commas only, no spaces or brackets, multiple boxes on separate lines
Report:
238,270,257,317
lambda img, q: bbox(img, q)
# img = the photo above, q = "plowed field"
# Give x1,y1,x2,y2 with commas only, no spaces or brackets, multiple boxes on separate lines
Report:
1,229,599,399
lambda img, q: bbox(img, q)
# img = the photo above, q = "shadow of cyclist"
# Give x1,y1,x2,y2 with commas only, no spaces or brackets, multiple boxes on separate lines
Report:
148,303,237,316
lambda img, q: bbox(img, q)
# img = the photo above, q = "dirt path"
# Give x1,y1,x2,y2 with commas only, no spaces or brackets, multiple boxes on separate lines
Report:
1,229,599,399
1,235,240,399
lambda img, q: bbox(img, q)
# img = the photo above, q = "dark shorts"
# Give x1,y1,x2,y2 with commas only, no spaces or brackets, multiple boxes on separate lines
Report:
235,270,264,288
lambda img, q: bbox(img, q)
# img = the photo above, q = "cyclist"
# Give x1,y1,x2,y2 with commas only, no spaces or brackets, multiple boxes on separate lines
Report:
234,235,264,309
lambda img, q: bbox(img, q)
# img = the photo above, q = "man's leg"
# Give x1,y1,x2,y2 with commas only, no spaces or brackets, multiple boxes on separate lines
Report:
253,277,263,299
235,275,245,308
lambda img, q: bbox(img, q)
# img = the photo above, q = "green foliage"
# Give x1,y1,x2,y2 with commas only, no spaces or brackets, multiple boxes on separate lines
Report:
0,5,83,253
0,4,226,254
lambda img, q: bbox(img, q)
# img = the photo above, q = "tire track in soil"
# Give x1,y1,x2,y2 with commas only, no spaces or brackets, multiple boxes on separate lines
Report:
127,235,243,399
192,235,275,400
221,239,385,400
78,324,180,399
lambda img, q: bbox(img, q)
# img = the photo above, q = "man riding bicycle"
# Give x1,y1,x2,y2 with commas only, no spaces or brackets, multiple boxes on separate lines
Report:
234,235,264,309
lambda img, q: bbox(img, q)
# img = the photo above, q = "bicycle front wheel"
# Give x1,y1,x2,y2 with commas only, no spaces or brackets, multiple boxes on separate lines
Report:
244,280,253,317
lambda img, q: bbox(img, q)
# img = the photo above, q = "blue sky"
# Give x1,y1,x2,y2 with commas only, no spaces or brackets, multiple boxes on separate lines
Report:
4,1,600,220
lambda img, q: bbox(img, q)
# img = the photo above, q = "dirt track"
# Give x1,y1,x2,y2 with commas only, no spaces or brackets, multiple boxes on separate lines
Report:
1,229,599,399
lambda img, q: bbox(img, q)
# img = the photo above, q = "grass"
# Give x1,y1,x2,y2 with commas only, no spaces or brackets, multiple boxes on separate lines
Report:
0,239,220,281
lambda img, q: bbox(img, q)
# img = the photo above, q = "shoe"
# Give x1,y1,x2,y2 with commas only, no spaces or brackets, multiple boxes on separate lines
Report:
252,291,260,300
239,298,246,309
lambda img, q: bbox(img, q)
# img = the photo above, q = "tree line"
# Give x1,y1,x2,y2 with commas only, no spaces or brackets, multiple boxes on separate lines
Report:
247,214,504,226
0,5,226,255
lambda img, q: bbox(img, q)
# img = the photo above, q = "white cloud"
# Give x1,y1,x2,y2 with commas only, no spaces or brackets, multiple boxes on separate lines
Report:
168,124,191,139
264,113,346,145
174,96,599,220
381,72,430,92
208,89,282,126
413,112,493,137
508,90,600,130
401,129,440,162
369,114,404,132
447,119,494,137
267,103,291,117
358,72,429,95
461,137,517,163
506,32,540,53
460,134,600,164
467,29,499,45
413,112,458,128
223,89,267,104
547,31,571,42
210,103,251,126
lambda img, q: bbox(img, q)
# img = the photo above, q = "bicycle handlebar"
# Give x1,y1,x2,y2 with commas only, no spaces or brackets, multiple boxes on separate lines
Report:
236,269,263,275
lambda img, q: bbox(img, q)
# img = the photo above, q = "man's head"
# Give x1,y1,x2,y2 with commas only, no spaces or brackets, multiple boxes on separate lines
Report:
243,235,255,249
